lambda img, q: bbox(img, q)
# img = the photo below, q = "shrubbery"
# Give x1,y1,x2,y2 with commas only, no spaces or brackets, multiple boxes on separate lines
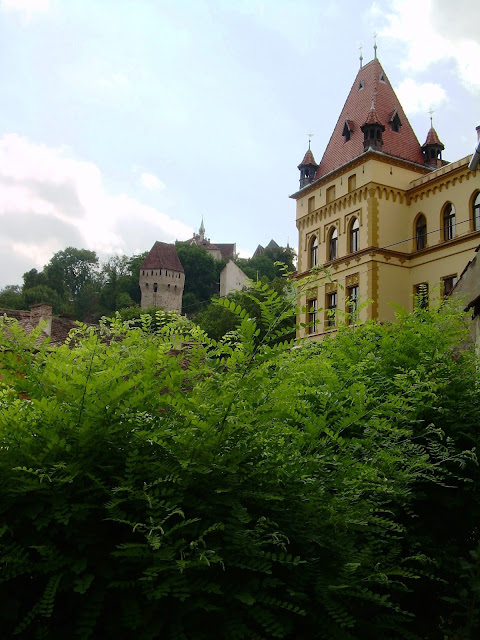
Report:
0,290,479,639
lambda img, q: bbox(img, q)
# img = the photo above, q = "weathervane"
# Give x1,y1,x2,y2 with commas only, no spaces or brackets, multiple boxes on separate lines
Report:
359,42,363,69
374,32,378,59
307,132,315,150
428,107,435,128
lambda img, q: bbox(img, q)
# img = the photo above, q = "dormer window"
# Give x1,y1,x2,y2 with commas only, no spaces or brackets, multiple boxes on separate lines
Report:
389,110,402,133
342,120,353,142
379,73,386,83
359,80,364,90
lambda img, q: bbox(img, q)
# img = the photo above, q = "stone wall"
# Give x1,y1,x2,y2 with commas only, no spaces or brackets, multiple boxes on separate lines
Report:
140,268,184,312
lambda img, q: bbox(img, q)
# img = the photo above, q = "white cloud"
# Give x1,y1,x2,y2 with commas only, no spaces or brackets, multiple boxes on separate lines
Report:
376,0,480,93
1,0,50,15
140,172,165,191
395,78,447,116
0,134,192,286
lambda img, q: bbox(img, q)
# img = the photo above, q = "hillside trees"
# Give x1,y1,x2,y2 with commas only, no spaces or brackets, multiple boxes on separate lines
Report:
0,288,478,639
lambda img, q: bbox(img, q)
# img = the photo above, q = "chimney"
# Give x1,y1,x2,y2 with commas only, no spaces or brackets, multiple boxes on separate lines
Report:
469,125,480,172
30,303,52,336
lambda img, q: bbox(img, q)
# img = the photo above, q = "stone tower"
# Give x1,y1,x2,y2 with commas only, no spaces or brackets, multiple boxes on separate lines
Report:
139,241,184,312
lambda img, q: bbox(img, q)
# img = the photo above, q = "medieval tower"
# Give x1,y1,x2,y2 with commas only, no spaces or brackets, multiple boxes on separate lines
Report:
139,241,184,312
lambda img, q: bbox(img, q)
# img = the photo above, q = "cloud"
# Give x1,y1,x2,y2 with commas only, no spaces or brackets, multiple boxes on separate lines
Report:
0,0,50,16
395,78,447,116
0,134,192,287
140,172,165,191
375,0,480,93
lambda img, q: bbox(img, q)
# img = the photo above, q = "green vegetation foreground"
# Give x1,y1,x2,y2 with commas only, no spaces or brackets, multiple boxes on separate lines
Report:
0,291,479,639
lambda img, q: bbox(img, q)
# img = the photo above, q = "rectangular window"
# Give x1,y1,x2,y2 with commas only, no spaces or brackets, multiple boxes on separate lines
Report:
308,196,315,213
326,185,336,204
346,285,359,324
325,291,337,327
442,275,458,298
413,283,429,309
348,174,356,191
153,283,158,293
307,298,317,334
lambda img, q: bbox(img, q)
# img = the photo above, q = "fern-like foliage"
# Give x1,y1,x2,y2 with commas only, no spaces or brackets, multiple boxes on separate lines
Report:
0,293,478,639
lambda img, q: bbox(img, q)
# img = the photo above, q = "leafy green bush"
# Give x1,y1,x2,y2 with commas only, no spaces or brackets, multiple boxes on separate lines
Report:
0,293,478,639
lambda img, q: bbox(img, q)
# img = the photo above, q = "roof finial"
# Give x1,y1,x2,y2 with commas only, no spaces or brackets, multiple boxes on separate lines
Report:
359,43,363,69
428,107,435,128
307,132,315,150
373,32,378,59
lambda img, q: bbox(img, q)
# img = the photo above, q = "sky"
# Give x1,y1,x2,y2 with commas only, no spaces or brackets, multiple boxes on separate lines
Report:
0,0,479,288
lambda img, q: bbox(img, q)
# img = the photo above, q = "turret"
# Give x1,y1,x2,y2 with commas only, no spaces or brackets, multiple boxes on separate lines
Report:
422,124,445,169
297,143,318,189
361,96,385,152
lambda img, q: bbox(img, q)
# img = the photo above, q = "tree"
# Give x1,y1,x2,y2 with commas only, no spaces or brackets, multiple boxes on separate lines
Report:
0,293,478,639
175,242,223,315
0,285,25,310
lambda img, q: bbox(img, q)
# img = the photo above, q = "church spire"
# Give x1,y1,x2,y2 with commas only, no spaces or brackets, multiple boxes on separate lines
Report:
199,217,205,240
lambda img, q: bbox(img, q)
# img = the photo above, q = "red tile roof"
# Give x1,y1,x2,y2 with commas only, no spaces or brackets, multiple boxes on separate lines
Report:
298,148,318,167
363,104,383,126
215,243,236,260
316,59,425,178
141,241,184,272
423,126,444,149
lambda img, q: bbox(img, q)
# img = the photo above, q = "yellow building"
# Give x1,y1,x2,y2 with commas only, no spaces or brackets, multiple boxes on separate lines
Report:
292,56,480,339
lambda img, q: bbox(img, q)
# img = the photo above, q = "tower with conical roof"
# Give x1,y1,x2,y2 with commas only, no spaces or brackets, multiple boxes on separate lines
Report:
297,142,319,189
422,122,445,169
291,53,480,341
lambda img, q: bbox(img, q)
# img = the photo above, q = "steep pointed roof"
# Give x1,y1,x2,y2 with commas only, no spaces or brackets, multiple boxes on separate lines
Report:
316,58,424,179
141,241,184,272
422,126,444,149
363,98,384,126
298,147,318,168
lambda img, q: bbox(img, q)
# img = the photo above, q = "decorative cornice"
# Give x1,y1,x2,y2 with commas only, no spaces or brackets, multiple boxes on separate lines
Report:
290,149,429,200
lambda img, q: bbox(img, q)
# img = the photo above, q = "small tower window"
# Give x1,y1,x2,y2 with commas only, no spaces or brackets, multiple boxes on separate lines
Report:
415,214,427,250
309,235,318,268
473,192,480,231
328,228,338,261
349,218,359,253
153,283,158,292
443,203,456,241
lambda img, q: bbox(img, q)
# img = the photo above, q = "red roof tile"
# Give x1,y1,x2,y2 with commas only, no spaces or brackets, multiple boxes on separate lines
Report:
316,59,425,179
298,148,318,167
423,126,444,149
141,242,184,272
215,243,236,260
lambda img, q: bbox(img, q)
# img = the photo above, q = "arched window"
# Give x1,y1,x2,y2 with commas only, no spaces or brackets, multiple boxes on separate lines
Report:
309,235,318,268
473,192,480,232
443,203,456,241
415,214,427,250
328,228,338,261
349,218,359,253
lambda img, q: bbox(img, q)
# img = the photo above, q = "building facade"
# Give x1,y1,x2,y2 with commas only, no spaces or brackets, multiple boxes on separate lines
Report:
292,57,480,339
139,242,184,312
